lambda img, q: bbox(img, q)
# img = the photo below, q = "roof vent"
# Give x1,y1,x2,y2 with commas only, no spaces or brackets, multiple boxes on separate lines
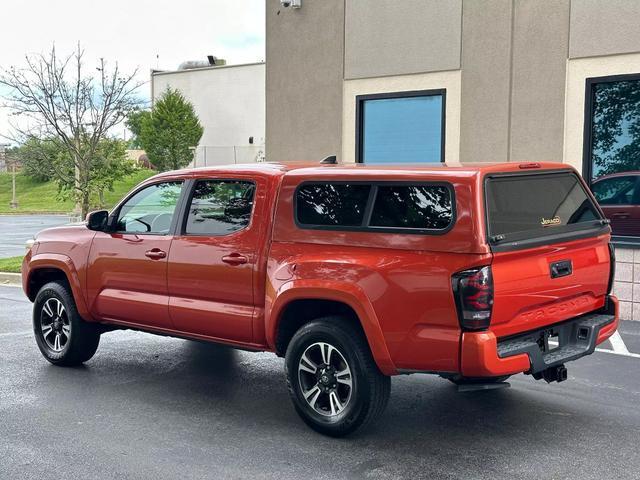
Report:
178,56,227,70
320,155,337,164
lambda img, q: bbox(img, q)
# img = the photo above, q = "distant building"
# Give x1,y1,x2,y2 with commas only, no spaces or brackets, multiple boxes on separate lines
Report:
151,61,265,167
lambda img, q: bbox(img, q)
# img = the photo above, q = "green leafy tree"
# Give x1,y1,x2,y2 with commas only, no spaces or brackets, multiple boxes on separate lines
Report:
15,138,60,182
17,136,134,208
137,88,203,171
126,110,151,149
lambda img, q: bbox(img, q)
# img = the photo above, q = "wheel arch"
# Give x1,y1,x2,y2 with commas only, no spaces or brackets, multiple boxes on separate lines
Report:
25,254,93,321
267,282,397,375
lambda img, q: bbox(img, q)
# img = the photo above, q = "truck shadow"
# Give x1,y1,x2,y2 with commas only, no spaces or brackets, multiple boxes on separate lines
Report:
40,337,609,464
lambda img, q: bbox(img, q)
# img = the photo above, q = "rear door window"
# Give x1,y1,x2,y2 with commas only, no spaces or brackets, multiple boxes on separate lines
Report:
485,172,602,243
184,180,255,235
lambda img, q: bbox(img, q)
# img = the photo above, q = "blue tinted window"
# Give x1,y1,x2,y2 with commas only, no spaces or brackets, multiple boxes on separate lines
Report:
360,93,444,164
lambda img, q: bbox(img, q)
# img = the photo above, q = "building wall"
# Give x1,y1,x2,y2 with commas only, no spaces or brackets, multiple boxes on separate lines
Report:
509,0,570,163
151,63,265,162
614,248,640,322
265,0,344,162
459,0,513,163
344,0,461,79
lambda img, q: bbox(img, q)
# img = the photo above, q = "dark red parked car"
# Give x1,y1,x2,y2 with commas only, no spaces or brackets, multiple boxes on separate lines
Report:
592,172,640,237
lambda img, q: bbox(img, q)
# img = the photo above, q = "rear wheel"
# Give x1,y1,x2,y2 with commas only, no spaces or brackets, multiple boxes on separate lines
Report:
33,281,100,366
285,317,390,437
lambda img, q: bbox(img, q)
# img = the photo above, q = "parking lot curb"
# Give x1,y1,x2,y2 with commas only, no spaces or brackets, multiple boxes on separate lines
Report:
0,272,21,287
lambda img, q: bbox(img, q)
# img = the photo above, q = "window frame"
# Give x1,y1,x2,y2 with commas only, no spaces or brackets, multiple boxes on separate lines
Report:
294,180,456,236
582,73,640,245
582,72,640,184
178,178,257,237
109,180,187,236
355,89,447,164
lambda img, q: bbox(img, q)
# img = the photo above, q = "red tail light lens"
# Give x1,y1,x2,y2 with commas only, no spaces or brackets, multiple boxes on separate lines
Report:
452,266,494,331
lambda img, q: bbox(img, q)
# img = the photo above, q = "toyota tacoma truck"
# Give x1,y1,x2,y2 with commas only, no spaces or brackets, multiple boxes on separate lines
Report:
22,161,619,436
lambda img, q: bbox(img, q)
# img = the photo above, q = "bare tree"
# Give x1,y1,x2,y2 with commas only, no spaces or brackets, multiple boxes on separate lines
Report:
0,43,143,216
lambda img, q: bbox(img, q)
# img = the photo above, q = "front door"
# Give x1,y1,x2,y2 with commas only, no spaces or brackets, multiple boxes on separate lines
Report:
168,177,261,343
87,180,184,329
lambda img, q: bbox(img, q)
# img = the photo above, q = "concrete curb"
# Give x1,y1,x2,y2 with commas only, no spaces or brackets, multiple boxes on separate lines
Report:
0,272,21,287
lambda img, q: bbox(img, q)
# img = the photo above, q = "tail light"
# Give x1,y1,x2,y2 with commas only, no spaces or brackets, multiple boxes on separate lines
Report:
452,265,494,331
607,243,615,295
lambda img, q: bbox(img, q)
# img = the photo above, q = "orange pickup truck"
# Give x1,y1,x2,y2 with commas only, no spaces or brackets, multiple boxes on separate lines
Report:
22,161,619,436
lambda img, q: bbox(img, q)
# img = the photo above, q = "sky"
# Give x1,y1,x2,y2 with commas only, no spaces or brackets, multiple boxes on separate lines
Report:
0,0,265,143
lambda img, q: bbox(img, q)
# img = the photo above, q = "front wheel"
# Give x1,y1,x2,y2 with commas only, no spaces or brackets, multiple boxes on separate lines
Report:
285,317,390,437
33,281,101,366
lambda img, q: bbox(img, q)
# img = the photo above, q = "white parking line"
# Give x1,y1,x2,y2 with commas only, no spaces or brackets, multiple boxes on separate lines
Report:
608,331,631,355
595,347,640,359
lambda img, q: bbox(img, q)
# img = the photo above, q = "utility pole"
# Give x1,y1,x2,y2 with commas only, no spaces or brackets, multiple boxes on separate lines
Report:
1,144,18,209
10,158,18,209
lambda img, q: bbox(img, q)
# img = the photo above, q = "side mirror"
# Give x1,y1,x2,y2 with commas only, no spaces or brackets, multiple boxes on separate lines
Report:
86,210,109,232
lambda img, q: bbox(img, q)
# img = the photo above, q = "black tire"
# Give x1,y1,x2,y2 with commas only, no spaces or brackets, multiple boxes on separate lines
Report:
33,281,100,366
446,375,511,386
285,317,390,437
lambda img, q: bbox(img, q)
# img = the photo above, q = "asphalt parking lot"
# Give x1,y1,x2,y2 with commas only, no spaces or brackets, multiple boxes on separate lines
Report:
2,284,640,480
0,215,69,257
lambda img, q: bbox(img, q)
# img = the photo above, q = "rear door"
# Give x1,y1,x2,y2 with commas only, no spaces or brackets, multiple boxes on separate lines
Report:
167,176,264,343
591,175,640,236
484,170,612,337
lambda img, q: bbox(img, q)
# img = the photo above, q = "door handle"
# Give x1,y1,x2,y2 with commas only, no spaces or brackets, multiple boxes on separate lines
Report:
222,253,248,265
611,213,630,219
550,260,572,279
145,248,167,260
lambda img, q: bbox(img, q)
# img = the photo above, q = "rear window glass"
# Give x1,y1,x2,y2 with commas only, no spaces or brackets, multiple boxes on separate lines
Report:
486,172,601,241
370,185,452,230
296,183,371,226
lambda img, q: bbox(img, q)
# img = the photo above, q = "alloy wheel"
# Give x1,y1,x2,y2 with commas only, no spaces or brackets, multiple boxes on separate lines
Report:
40,298,70,352
298,342,353,416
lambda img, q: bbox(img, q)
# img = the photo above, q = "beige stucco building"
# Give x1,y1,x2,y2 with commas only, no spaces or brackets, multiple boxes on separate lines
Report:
266,0,640,320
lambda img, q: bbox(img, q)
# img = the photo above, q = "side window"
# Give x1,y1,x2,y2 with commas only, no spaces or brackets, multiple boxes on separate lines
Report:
296,183,371,227
184,180,255,235
116,182,183,234
295,182,455,233
592,177,637,205
369,185,453,230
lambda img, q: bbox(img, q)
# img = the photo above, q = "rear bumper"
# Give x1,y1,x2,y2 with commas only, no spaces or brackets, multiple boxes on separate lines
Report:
460,295,619,377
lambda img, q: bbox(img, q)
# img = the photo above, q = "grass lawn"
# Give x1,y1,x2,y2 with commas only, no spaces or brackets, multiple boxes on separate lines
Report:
0,256,23,273
0,169,155,214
